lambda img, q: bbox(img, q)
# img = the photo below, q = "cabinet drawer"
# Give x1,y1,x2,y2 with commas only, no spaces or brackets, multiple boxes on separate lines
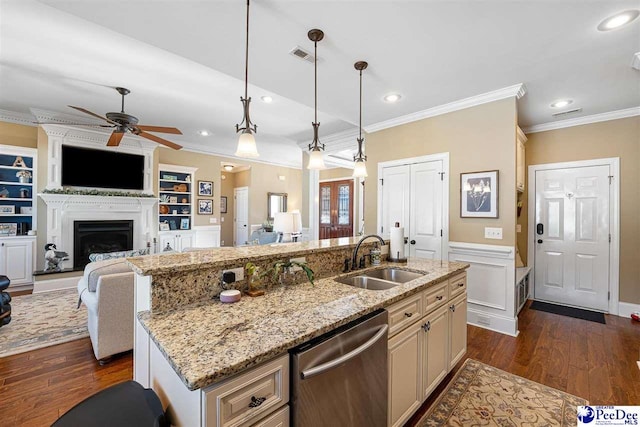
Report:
387,293,422,337
449,272,467,298
423,281,448,315
250,405,289,427
204,354,289,427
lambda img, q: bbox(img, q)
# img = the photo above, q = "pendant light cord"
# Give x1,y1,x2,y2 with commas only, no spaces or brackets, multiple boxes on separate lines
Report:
244,0,250,101
314,40,318,124
359,69,362,140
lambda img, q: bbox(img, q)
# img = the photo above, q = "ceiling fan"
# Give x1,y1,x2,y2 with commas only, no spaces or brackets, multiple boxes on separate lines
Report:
45,87,183,150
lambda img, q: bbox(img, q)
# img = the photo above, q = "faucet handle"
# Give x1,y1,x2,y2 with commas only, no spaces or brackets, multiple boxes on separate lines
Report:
343,258,351,273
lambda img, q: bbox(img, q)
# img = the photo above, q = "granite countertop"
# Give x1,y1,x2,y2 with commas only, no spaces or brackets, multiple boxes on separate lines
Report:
128,236,369,276
138,258,469,391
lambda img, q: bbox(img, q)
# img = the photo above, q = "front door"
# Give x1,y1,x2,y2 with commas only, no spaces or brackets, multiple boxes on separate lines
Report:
234,186,249,246
534,165,610,311
319,180,354,239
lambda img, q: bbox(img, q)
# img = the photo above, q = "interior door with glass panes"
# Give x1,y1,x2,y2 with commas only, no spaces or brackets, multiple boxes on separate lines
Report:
319,180,354,239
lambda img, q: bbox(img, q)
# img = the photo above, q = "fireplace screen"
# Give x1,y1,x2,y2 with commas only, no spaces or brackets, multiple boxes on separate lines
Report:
73,220,134,270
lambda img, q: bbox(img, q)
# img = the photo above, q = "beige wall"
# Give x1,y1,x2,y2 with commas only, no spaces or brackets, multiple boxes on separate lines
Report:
518,116,640,304
0,122,37,149
319,167,353,180
220,172,235,246
364,98,518,245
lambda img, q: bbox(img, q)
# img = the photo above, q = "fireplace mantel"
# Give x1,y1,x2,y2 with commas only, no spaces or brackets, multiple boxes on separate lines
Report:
39,193,157,268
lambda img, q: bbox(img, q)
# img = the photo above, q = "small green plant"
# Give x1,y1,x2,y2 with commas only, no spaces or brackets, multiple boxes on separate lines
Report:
269,260,315,286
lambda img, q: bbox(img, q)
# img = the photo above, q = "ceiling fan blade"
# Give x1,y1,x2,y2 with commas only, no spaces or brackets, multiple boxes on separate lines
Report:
106,131,125,147
68,106,119,125
136,125,182,135
137,130,182,150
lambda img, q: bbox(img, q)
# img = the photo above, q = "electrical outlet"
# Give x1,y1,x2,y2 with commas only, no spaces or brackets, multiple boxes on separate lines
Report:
516,224,522,233
222,267,244,282
209,217,216,224
380,244,389,255
290,257,305,272
484,227,503,239
220,217,224,222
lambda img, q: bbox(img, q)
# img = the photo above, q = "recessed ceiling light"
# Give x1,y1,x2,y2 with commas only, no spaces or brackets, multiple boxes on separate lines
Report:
198,130,210,136
384,93,402,103
598,10,640,31
550,99,573,108
261,96,273,103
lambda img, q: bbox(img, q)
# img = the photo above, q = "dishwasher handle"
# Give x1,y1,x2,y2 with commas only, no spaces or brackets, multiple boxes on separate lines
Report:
300,324,389,380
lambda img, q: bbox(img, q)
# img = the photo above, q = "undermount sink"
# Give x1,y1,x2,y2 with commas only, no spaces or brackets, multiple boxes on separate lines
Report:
362,268,423,283
335,268,424,290
334,276,399,290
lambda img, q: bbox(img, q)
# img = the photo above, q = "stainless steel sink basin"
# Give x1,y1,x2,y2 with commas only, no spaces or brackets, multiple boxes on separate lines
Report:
334,276,399,290
363,268,423,283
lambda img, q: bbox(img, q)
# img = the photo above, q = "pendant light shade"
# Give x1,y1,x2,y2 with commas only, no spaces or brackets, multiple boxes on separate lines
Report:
235,0,259,158
352,61,368,178
307,29,326,170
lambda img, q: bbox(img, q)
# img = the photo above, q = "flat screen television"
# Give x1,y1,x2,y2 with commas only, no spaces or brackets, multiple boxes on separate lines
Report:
61,145,145,190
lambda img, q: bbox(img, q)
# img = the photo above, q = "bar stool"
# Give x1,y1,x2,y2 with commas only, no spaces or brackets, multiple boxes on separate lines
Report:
52,381,167,427
0,275,11,327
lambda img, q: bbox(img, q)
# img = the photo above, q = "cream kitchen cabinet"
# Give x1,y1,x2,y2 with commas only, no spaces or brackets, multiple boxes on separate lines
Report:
0,236,35,286
516,127,527,193
386,271,467,427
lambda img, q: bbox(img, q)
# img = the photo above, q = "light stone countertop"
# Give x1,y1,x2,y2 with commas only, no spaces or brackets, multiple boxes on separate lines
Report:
138,258,469,391
128,236,367,276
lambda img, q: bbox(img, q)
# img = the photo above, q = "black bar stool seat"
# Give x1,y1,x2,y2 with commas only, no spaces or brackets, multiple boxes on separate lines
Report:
0,275,9,292
52,381,167,427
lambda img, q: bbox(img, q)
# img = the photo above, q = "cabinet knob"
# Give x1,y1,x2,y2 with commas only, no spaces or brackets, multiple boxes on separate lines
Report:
458,282,464,287
436,295,443,301
450,304,456,312
404,312,413,318
248,395,267,408
422,321,431,332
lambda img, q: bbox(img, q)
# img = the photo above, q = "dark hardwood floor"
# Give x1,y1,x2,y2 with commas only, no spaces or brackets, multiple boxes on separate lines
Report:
1,300,638,426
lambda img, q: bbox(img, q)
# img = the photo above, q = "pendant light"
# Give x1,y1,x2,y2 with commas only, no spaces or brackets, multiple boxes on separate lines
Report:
307,29,326,170
235,0,259,158
352,61,368,177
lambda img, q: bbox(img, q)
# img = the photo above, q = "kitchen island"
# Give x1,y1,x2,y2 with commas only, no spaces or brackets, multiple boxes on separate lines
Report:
128,238,468,426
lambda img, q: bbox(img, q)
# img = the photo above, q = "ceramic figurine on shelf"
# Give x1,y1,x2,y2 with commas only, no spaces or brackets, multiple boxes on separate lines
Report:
12,156,27,168
0,188,8,199
43,243,69,272
16,170,31,183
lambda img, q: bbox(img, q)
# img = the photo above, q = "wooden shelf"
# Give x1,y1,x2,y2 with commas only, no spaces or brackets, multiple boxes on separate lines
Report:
0,181,32,186
159,202,190,205
159,190,190,194
0,198,33,202
159,179,191,184
0,214,31,217
159,213,190,217
0,165,33,171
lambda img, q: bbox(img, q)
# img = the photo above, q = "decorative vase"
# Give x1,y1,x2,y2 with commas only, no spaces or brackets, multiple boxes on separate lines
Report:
279,269,296,287
18,176,29,183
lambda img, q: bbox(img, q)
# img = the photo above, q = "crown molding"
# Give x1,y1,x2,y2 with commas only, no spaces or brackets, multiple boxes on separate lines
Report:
632,52,640,71
364,83,527,133
522,106,640,134
40,124,159,151
0,109,37,126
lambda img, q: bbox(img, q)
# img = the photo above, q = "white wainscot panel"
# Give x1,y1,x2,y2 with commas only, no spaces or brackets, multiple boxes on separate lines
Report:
449,242,517,337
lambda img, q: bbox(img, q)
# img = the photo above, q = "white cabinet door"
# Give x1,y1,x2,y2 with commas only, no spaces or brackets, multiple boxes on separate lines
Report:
159,234,178,252
178,232,194,250
422,304,449,399
448,294,467,370
388,321,422,427
0,239,33,285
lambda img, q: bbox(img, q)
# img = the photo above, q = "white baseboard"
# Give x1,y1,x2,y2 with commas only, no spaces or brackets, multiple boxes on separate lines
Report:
618,301,640,318
33,276,79,293
467,307,519,337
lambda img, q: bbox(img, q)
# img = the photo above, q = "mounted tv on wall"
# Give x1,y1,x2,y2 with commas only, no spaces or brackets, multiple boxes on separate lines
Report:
61,145,145,190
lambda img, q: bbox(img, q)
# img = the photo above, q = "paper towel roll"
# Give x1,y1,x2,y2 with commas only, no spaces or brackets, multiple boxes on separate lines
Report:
390,226,405,260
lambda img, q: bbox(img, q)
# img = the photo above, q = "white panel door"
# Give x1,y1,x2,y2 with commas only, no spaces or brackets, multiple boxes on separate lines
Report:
534,165,610,311
234,187,249,246
409,161,443,259
381,165,410,240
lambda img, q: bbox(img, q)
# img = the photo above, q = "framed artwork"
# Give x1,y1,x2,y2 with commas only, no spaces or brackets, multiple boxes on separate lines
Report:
0,223,17,236
220,196,228,214
460,170,499,218
169,220,178,230
159,221,170,231
198,180,213,196
0,205,15,214
180,218,190,230
198,199,213,215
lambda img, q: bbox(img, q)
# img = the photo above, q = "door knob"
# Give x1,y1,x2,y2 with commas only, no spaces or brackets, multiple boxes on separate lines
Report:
537,239,543,244
410,240,416,245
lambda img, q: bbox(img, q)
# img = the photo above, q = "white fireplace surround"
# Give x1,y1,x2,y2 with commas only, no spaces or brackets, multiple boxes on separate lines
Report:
39,124,158,268
39,194,156,268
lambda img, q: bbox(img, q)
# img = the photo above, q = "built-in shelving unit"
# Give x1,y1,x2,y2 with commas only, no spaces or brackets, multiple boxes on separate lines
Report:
158,164,198,252
0,145,37,236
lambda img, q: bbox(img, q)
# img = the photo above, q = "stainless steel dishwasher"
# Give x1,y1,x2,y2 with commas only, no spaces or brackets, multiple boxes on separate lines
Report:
290,309,388,427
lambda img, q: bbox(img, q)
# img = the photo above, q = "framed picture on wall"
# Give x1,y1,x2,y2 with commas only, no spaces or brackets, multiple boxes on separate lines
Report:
198,199,213,215
220,196,227,214
198,180,213,196
460,170,499,218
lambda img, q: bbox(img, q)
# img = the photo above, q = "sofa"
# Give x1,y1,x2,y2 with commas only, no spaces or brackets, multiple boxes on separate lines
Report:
77,258,134,363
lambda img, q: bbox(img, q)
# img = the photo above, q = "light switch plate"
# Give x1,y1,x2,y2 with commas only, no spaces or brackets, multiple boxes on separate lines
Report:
210,218,217,224
516,224,522,233
484,227,503,239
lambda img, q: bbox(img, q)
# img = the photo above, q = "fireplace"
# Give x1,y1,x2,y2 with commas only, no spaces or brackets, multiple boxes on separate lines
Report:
73,220,134,270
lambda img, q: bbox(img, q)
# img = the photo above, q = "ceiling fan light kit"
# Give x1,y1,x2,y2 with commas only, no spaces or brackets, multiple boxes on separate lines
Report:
306,28,326,170
352,60,368,178
234,0,259,158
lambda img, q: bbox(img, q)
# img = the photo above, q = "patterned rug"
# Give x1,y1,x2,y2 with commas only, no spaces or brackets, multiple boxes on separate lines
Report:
418,359,587,426
0,289,88,358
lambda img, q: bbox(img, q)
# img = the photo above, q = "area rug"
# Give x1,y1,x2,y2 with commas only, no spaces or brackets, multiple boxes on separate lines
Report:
417,359,587,426
0,289,88,358
530,300,606,324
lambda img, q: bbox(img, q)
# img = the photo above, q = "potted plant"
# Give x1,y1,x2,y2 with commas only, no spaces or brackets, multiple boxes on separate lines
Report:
244,262,265,297
262,219,274,232
16,170,31,184
269,259,315,287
